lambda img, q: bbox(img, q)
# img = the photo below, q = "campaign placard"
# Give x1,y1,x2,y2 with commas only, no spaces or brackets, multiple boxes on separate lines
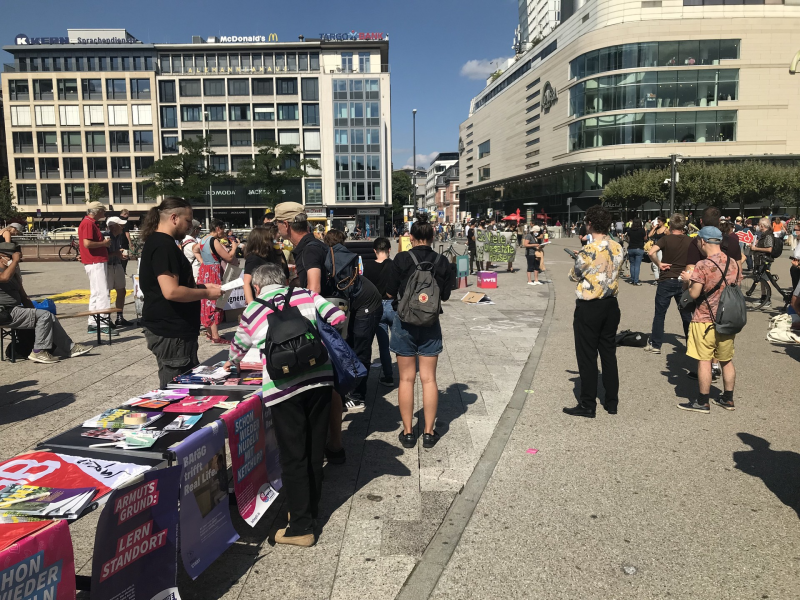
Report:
220,396,278,527
173,422,239,579
90,466,181,600
0,520,76,600
261,404,283,493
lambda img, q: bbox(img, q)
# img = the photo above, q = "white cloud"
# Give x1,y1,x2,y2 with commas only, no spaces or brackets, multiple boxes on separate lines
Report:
402,152,439,170
460,57,513,81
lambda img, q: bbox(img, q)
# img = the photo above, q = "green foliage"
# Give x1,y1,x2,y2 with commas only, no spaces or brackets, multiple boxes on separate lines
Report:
88,184,105,204
0,177,19,220
391,170,414,214
142,136,220,203
601,167,669,213
235,140,319,207
490,70,503,82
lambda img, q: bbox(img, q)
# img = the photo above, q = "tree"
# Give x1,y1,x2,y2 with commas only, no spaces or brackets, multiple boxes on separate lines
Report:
235,140,319,208
391,170,414,216
143,137,220,203
490,70,503,82
0,177,19,220
88,184,106,204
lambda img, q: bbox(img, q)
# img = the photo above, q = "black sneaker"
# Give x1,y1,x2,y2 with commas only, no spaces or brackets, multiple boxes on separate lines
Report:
115,316,133,327
711,398,735,411
325,446,346,464
344,396,365,411
677,400,710,413
379,376,394,387
562,405,596,418
688,370,720,381
398,431,416,449
422,431,440,448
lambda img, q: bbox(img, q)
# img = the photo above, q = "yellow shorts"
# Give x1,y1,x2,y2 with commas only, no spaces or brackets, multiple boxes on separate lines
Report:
687,322,735,362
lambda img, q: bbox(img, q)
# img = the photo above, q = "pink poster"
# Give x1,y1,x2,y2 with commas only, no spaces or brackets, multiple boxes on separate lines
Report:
0,520,76,600
220,396,278,527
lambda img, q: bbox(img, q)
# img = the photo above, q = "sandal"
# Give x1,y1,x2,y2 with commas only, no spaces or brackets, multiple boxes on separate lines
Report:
210,337,230,345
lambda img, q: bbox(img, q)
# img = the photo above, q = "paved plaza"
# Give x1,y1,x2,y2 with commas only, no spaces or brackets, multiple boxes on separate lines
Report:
1,238,798,599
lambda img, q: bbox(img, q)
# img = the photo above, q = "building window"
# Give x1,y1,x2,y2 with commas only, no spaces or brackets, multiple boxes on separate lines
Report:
350,129,365,152
162,135,178,154
113,183,134,203
106,79,126,100
334,102,349,126
130,79,151,99
159,80,176,102
37,131,58,153
310,53,320,71
109,131,130,152
366,79,379,100
15,158,36,179
133,131,154,152
526,149,540,158
12,132,34,153
349,80,364,100
228,79,249,96
526,78,541,90
57,79,78,100
209,156,228,172
111,157,132,178
230,130,252,147
41,183,62,205
368,181,381,202
229,104,251,121
16,184,38,206
34,106,56,126
231,155,252,172
63,157,83,178
526,138,540,146
82,79,102,100
160,106,178,128
568,69,739,118
366,155,381,179
305,180,322,205
108,105,129,126
335,130,349,153
366,129,380,153
478,167,490,182
181,105,202,122
85,132,106,152
86,157,108,178
183,131,204,145
568,110,737,151
209,131,228,147
335,155,350,179
204,79,225,96
254,129,276,144
180,79,201,97
278,129,300,146
205,105,227,121
358,52,371,73
353,182,366,202
134,156,154,176
301,78,319,101
131,105,152,125
253,78,273,95
276,78,297,95
305,155,321,176
302,104,320,126
478,140,490,159
526,114,540,124
33,79,54,100
336,182,350,202
333,80,348,100
569,39,741,80
527,126,540,136
277,103,299,120
350,102,364,126
58,105,81,126
341,52,353,72
65,183,86,205
250,104,272,121
61,132,82,153
365,102,380,126
9,106,31,126
303,130,321,151
9,80,29,100
110,57,120,71
526,90,540,102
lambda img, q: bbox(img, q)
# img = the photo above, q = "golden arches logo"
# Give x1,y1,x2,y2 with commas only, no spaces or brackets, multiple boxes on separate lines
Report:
268,33,278,42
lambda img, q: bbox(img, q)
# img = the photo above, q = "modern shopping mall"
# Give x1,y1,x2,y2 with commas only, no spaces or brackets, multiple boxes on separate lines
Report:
459,0,800,222
2,29,392,232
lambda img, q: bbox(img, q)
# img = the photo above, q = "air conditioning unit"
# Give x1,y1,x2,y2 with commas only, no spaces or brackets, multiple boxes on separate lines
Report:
207,36,218,43
192,36,205,44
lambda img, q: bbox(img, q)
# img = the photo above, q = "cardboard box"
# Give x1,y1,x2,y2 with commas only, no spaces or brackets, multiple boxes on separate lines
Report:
477,271,497,289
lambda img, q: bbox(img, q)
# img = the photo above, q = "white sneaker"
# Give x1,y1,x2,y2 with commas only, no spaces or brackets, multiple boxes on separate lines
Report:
643,343,661,354
28,350,59,364
534,281,544,286
70,343,91,358
527,281,536,285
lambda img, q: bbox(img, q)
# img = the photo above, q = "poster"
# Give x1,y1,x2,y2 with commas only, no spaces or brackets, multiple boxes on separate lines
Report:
400,236,412,252
476,230,516,263
90,466,181,600
0,452,151,501
0,522,50,552
217,264,246,310
0,521,76,600
262,403,283,493
456,255,470,278
173,422,239,580
220,396,278,527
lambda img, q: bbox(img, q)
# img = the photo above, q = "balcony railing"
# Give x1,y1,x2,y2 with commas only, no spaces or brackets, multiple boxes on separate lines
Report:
327,64,390,74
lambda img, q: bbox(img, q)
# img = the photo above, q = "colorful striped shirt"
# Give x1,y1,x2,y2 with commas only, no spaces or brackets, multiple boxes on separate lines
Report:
228,285,346,406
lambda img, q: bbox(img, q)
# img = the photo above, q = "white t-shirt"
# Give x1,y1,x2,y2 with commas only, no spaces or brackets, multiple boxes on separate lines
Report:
181,235,199,279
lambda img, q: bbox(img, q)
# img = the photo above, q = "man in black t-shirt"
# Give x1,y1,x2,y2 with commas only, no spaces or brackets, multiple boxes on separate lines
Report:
140,198,222,388
363,237,395,387
467,220,477,273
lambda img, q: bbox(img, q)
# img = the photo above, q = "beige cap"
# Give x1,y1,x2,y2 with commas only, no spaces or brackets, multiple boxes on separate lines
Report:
274,202,306,223
532,225,541,233
86,201,106,211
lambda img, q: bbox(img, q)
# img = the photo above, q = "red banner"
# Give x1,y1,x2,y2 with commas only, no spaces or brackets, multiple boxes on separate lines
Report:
0,520,76,600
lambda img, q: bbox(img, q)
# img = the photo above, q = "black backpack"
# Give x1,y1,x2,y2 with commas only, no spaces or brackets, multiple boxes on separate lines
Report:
615,330,649,347
770,235,784,259
256,288,328,380
324,243,363,300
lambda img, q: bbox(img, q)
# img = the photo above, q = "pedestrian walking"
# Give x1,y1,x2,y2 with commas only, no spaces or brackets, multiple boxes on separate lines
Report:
139,198,222,388
678,227,742,413
625,218,646,285
646,216,668,283
105,217,132,326
386,213,456,447
194,219,239,344
523,226,544,285
467,219,478,273
563,205,623,418
79,202,115,335
644,214,692,354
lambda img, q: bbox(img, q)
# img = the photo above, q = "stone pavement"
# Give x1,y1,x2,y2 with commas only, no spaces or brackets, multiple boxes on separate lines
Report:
427,237,800,600
0,244,549,599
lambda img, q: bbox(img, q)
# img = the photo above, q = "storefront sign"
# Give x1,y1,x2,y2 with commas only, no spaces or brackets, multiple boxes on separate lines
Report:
542,81,558,110
320,31,385,41
358,208,380,215
305,207,326,218
218,34,278,43
76,36,137,44
15,33,69,45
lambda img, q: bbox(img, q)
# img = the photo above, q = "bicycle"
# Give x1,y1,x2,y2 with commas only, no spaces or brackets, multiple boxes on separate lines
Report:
58,236,80,262
742,261,793,310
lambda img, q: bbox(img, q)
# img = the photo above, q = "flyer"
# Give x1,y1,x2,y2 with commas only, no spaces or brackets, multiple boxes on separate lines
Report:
220,396,278,527
173,421,239,579
90,466,181,600
0,520,76,600
163,395,227,414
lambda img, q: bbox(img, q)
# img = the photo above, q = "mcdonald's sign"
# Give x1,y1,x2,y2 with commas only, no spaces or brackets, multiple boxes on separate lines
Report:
268,33,278,42
218,34,278,43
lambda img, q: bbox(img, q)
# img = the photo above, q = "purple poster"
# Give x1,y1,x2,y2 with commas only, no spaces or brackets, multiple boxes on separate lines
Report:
174,421,240,579
90,466,181,600
261,402,283,493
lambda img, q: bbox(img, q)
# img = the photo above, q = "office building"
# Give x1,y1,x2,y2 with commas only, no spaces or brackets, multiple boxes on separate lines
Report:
2,28,392,230
461,1,800,222
425,152,458,213
517,0,562,48
0,91,7,183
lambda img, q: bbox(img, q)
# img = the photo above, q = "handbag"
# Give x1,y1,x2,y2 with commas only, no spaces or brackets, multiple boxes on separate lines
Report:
317,317,367,396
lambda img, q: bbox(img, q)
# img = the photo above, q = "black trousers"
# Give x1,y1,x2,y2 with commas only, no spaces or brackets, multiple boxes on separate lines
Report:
270,386,333,535
573,297,620,410
143,329,199,389
347,304,383,400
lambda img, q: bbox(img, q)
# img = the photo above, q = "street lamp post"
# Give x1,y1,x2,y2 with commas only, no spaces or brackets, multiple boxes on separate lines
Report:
204,111,214,222
669,154,677,217
412,109,417,214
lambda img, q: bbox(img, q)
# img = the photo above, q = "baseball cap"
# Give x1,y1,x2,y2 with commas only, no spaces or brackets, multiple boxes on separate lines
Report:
106,217,126,226
191,219,202,229
532,225,541,233
697,226,723,243
274,202,306,223
8,223,23,232
86,201,106,211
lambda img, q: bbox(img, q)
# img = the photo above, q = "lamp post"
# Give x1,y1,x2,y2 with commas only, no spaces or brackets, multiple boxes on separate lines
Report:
669,154,681,217
204,111,214,222
412,109,417,214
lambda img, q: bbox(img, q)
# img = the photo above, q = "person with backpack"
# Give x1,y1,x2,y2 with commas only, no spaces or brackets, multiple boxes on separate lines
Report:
386,213,456,449
224,263,346,547
750,217,779,308
678,227,744,413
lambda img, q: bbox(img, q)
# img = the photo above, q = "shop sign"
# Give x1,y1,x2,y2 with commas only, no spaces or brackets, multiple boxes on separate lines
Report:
218,34,278,43
320,31,385,41
542,81,558,110
358,208,380,215
75,35,137,44
185,65,289,74
305,207,326,217
15,33,69,45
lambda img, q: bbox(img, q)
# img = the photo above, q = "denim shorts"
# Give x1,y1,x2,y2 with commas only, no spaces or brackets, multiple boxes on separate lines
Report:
389,314,443,357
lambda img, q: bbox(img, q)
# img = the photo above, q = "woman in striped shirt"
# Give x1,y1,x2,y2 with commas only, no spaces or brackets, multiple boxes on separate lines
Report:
224,263,345,547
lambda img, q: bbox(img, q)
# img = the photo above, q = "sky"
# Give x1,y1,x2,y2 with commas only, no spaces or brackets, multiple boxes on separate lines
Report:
0,0,519,170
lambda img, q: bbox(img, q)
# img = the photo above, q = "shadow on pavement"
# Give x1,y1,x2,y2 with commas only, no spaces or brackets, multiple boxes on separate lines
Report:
0,381,76,427
733,433,800,519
